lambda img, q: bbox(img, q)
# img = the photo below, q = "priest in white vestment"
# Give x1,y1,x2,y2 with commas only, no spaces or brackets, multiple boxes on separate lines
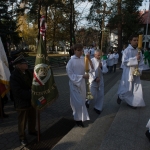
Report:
117,35,145,108
66,43,91,127
88,50,104,114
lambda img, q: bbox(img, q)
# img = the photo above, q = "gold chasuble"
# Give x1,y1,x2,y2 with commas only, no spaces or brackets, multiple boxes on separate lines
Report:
32,36,58,110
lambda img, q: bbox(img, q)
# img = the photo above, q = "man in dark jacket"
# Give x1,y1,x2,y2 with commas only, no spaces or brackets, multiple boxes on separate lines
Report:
10,55,36,146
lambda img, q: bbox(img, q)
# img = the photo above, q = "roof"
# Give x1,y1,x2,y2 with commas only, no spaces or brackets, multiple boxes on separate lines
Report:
140,10,150,24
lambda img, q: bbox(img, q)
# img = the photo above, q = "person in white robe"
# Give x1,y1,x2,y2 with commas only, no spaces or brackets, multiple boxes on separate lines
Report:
146,119,150,141
120,50,124,69
89,46,95,59
84,47,89,56
117,35,145,108
113,49,119,72
87,50,104,114
107,51,114,73
142,48,150,70
101,52,108,73
66,43,92,127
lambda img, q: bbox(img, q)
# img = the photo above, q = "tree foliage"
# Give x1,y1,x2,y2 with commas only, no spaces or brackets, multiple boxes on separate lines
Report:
86,0,112,48
76,27,99,46
0,0,20,54
108,0,143,42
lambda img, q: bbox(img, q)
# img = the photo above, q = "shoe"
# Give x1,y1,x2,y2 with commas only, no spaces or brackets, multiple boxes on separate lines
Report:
20,139,28,146
94,108,101,114
127,104,137,109
85,101,89,108
29,131,37,136
76,121,84,127
145,130,150,142
117,96,121,105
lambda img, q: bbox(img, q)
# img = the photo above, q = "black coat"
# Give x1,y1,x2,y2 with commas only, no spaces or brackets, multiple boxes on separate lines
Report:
10,68,33,109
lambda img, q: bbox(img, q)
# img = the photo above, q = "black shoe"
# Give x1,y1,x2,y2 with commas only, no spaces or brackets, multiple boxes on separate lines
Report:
76,121,84,127
29,131,37,136
94,108,101,114
117,96,121,105
145,130,150,142
127,104,137,109
85,101,89,108
20,139,28,146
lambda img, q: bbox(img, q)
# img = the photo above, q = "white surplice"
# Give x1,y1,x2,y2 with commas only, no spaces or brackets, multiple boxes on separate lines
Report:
66,55,90,121
107,54,114,66
117,44,145,107
89,57,104,111
101,58,108,74
113,53,119,64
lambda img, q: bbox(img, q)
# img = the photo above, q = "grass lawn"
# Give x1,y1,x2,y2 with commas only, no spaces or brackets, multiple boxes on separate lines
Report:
26,52,69,57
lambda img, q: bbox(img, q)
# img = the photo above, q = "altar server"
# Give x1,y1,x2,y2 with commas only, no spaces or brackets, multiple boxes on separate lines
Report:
117,34,145,108
87,50,104,114
66,43,92,127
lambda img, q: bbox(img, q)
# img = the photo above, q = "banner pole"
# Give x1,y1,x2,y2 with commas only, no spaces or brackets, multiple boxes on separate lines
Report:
0,96,3,120
37,110,41,142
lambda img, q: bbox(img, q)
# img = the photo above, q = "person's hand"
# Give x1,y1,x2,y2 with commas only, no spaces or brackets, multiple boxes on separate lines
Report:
96,77,100,83
136,54,140,61
99,63,102,68
83,74,89,79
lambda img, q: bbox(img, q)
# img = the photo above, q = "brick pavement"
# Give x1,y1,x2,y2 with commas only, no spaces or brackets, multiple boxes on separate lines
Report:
0,66,122,150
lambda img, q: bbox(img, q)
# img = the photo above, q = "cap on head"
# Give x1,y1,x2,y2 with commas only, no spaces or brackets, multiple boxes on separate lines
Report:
10,50,24,60
13,55,28,65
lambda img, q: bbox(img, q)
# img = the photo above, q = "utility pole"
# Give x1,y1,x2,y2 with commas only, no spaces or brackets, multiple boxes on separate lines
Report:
117,0,122,61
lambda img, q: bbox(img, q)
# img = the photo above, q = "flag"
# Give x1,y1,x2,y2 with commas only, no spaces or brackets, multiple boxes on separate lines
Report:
32,36,58,110
0,37,10,98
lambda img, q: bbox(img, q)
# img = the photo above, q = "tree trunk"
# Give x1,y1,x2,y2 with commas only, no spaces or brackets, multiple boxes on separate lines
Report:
52,25,56,51
72,2,76,44
118,0,122,62
38,1,42,41
70,0,73,47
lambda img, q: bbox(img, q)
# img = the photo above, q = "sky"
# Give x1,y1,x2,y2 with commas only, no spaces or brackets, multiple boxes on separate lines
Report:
76,0,150,28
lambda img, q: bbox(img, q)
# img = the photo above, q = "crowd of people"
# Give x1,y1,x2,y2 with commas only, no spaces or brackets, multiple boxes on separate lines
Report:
67,34,150,141
67,44,121,127
83,46,120,74
1,34,150,147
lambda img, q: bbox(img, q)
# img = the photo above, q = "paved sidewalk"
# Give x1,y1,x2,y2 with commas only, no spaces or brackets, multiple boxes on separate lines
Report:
99,80,150,150
52,80,150,150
